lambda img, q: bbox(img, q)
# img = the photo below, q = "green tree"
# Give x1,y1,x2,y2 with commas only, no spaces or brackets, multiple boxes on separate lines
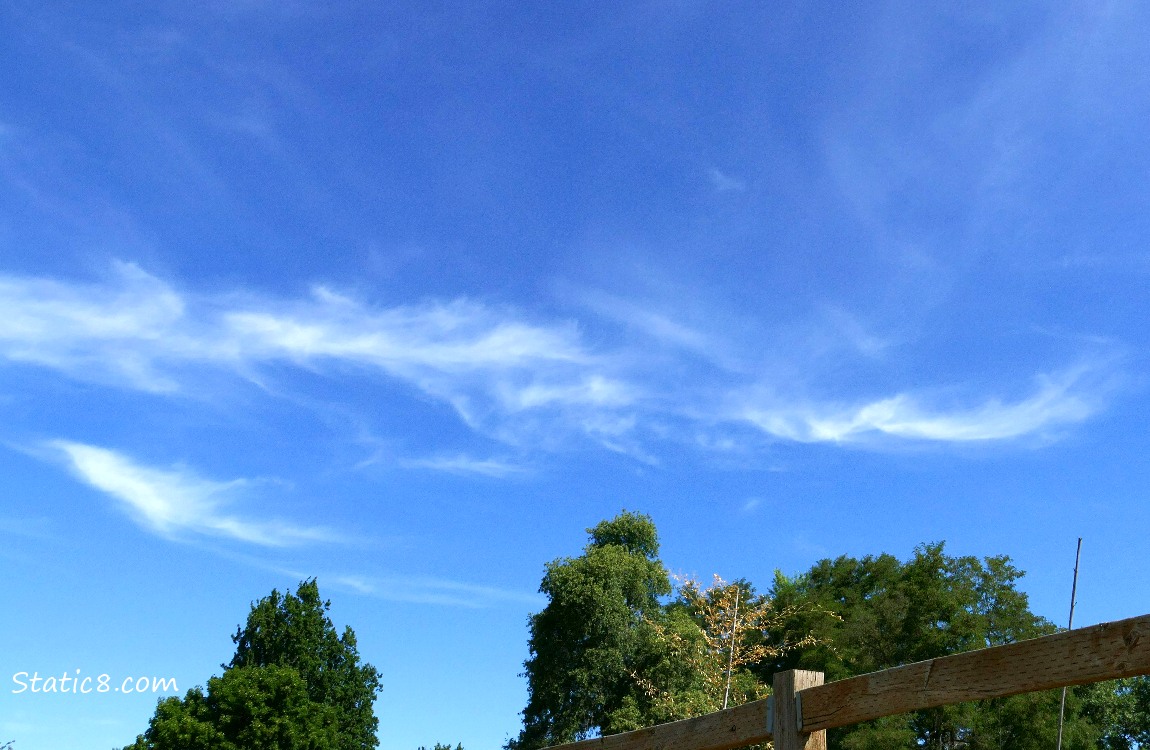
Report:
227,579,381,748
764,543,1108,750
124,666,341,750
1083,676,1150,749
627,575,821,726
124,579,381,750
510,519,1144,750
509,512,823,747
508,511,673,749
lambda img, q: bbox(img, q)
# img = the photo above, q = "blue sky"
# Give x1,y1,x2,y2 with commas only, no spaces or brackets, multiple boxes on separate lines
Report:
2,1,1149,748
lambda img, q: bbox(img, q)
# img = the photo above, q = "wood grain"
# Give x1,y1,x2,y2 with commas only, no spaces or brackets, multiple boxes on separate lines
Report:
545,697,772,750
543,614,1150,750
798,613,1150,732
773,670,825,750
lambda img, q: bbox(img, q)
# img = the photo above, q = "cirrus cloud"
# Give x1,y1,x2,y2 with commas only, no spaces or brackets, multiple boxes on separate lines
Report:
47,440,337,546
736,367,1104,444
0,263,1120,454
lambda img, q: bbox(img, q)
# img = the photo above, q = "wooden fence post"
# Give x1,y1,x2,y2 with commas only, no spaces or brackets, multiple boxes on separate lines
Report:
773,670,826,750
540,613,1148,750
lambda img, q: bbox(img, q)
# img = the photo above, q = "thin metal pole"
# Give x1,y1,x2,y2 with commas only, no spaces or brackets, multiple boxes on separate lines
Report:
1056,537,1082,750
722,585,740,710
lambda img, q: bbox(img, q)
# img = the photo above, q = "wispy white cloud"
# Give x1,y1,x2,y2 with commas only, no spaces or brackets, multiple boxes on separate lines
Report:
575,288,734,364
224,285,590,372
498,375,634,411
708,167,746,193
47,440,336,546
737,367,1103,443
328,573,545,608
0,263,190,391
224,560,543,609
398,453,529,478
0,264,1120,453
0,264,631,445
817,306,894,358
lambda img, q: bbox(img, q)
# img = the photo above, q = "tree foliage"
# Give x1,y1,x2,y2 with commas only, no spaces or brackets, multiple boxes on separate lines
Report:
626,575,823,726
511,518,1148,750
764,543,1049,681
509,512,673,749
764,542,1119,750
509,512,820,748
1084,676,1150,750
124,579,381,750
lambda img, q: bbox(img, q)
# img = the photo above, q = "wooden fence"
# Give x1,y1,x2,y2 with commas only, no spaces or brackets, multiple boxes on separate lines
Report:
545,612,1150,750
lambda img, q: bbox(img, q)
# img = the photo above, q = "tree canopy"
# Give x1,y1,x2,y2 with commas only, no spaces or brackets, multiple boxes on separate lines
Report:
509,511,673,749
509,512,815,749
510,517,1148,750
764,542,1133,750
124,579,381,750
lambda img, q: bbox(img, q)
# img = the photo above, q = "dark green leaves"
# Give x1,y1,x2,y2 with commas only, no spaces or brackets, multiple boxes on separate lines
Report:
510,512,673,749
124,579,381,750
764,542,1122,750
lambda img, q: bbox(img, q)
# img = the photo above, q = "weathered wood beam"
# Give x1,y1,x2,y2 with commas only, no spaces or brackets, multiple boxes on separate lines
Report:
545,696,773,750
542,613,1150,750
774,669,825,750
798,612,1150,732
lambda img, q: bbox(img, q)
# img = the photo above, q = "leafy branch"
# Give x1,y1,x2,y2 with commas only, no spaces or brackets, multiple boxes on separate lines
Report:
630,574,833,724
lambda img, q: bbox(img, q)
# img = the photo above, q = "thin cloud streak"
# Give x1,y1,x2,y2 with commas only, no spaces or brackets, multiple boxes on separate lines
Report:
574,288,742,370
0,264,1120,452
218,560,543,610
0,264,629,438
0,264,189,391
329,574,545,609
398,454,529,478
225,286,591,372
48,441,337,546
708,167,746,193
738,368,1103,443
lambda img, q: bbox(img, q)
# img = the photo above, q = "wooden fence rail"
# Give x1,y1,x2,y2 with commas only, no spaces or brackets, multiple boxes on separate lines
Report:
545,612,1150,750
